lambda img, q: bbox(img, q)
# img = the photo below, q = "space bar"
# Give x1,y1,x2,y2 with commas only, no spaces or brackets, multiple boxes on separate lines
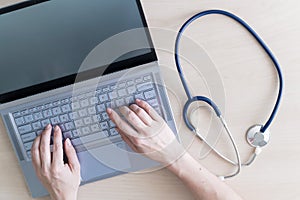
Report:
71,131,110,146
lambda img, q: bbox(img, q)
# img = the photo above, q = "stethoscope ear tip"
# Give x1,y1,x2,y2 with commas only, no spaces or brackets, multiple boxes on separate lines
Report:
246,125,270,148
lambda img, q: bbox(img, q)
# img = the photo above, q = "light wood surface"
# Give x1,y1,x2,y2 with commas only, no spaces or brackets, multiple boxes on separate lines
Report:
0,0,299,199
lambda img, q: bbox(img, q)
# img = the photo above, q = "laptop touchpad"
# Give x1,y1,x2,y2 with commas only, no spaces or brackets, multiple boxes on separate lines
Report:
77,142,131,182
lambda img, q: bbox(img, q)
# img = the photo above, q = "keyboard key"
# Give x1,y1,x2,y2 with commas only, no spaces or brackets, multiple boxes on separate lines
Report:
99,94,109,103
78,109,88,117
82,127,91,135
103,86,110,92
109,91,118,100
52,107,62,115
110,128,119,136
115,99,125,107
74,119,84,128
100,122,108,130
72,129,80,138
32,121,42,130
53,100,61,106
44,102,53,109
92,115,101,123
144,90,156,99
127,86,136,94
69,112,79,120
71,102,80,110
125,96,134,104
43,109,53,118
29,107,37,113
59,124,66,132
21,109,29,115
61,98,70,104
127,80,134,86
89,97,98,105
21,132,36,142
88,107,96,115
50,116,60,125
135,93,145,100
65,122,75,131
83,117,92,125
118,89,127,97
110,84,117,90
15,117,25,126
135,77,143,83
63,131,73,139
24,115,34,123
118,82,126,88
144,75,152,81
80,99,89,108
36,105,44,111
41,119,51,127
101,112,109,121
96,104,106,113
33,112,43,120
18,124,32,134
106,101,116,109
61,104,71,113
24,141,33,151
13,112,21,118
91,124,100,132
137,82,153,92
59,114,69,123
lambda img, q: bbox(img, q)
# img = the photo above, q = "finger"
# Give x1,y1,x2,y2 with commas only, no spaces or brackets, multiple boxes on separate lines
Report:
106,108,139,137
129,104,153,126
31,135,41,170
116,128,139,153
52,125,64,167
64,138,80,173
119,106,147,131
39,124,52,170
136,99,161,121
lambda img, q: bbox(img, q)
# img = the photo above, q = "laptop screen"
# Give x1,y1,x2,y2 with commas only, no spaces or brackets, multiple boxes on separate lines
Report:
0,0,156,103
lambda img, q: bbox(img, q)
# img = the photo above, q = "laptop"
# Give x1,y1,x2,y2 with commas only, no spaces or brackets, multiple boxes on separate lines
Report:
0,0,178,198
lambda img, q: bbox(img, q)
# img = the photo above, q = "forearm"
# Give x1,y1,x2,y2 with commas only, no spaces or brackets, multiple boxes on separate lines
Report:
167,153,243,200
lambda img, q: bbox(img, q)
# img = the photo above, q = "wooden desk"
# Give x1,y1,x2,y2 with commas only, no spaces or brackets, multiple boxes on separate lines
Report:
0,0,299,199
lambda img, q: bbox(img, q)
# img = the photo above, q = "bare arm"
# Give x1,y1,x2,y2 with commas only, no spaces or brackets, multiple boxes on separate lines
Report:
167,152,242,200
107,99,243,200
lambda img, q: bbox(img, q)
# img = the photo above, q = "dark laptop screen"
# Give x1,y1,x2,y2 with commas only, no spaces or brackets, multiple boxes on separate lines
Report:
0,0,156,103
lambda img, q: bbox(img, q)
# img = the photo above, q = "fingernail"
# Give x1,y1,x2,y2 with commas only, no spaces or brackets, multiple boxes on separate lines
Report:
54,125,59,131
136,99,141,103
46,124,52,130
106,108,112,114
66,138,71,146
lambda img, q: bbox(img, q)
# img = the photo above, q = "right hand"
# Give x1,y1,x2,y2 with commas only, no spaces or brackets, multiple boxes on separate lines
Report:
107,99,185,165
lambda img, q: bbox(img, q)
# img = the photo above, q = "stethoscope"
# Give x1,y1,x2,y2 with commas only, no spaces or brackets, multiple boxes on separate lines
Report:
175,10,283,179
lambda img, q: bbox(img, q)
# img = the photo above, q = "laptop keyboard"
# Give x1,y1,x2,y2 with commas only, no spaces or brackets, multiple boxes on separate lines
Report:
11,74,162,160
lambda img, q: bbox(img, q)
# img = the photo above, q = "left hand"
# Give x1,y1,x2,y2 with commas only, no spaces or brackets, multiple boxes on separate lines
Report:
31,124,81,200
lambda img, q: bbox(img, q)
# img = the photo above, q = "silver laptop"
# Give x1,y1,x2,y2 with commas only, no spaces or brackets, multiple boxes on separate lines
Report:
0,0,178,198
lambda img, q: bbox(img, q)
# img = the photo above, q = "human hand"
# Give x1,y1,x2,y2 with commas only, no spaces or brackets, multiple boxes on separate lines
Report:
107,99,184,165
31,125,81,200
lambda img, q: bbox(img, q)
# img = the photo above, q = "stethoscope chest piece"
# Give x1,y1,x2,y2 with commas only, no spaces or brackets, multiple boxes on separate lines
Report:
246,125,270,148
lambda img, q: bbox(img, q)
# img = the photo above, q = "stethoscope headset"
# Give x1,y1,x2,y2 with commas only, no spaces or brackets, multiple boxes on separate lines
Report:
174,10,283,179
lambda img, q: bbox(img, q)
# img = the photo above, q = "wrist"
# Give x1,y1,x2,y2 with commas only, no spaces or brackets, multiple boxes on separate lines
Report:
166,152,194,177
50,190,78,200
